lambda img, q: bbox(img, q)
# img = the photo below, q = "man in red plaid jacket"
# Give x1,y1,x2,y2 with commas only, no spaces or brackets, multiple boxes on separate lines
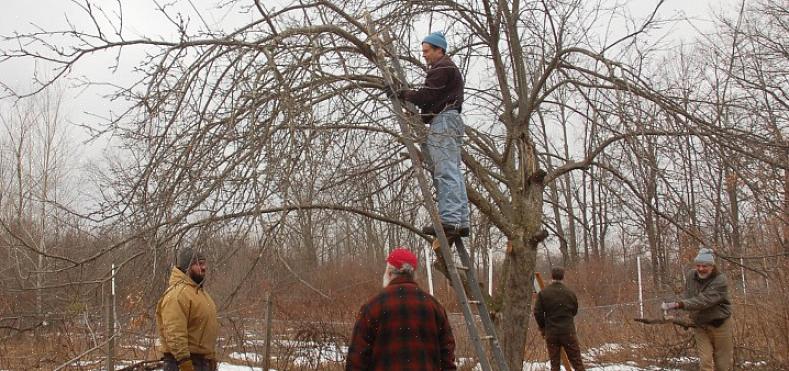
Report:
346,247,456,371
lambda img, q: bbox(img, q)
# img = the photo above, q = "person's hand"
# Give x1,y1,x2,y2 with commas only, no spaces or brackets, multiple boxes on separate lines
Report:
385,87,408,100
384,85,397,98
661,302,680,311
178,359,195,371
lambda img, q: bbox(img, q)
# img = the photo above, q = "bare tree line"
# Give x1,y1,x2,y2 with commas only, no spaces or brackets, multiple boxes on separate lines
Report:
0,0,786,368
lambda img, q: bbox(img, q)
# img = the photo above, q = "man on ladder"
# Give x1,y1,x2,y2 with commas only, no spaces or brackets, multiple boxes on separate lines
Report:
376,24,509,370
394,31,470,238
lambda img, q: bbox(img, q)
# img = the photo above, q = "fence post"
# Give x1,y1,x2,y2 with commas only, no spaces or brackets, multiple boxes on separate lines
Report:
106,264,116,371
740,257,747,303
488,248,493,296
263,292,273,371
637,256,644,318
425,245,434,295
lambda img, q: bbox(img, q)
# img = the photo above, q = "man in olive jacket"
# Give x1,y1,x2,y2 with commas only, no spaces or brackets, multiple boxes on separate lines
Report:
662,248,733,371
156,247,219,371
533,267,586,371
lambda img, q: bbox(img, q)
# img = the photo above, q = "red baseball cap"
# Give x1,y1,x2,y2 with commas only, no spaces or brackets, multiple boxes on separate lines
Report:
386,247,418,270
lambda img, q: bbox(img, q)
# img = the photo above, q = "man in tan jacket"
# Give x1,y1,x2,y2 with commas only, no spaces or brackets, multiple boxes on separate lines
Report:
156,247,219,371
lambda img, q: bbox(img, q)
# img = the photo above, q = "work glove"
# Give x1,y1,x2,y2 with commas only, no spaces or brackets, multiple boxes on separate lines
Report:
660,302,681,311
384,85,398,98
178,359,195,371
385,86,408,100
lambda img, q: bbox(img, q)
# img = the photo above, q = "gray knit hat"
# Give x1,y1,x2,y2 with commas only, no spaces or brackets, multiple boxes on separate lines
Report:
694,248,715,265
176,246,205,272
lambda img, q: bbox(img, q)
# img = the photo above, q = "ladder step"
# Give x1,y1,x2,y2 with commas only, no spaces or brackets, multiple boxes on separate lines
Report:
456,265,469,270
468,300,481,305
480,335,494,340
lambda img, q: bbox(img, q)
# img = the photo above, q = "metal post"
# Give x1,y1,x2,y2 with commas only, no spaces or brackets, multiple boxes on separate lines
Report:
263,292,273,371
106,264,116,371
425,246,434,295
637,257,644,318
112,264,118,333
740,257,747,303
488,249,493,296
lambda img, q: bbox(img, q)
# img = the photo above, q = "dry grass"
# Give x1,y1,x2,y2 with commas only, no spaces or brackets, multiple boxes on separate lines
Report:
2,253,787,370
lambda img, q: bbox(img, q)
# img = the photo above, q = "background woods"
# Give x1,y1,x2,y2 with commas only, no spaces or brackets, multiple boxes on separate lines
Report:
0,0,786,370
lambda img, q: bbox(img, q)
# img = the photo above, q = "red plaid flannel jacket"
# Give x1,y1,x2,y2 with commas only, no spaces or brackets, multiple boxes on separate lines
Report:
345,276,456,371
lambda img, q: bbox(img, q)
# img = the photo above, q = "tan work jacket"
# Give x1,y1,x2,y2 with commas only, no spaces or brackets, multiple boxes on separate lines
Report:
156,267,218,361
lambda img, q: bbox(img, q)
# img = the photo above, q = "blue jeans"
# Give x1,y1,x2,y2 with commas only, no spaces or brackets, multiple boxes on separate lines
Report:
420,110,470,227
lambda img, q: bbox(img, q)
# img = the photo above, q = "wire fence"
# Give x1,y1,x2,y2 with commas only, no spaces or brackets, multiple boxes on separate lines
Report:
2,257,785,371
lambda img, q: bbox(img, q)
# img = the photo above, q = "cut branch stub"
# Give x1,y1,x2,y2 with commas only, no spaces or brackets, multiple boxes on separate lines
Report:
634,317,695,330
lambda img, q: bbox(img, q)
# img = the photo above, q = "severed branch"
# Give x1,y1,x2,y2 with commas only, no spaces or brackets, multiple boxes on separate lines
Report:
0,323,44,334
634,317,695,330
275,247,330,300
116,359,164,371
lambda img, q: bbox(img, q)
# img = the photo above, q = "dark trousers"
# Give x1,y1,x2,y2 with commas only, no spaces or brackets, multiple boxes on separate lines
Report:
162,353,214,371
545,333,585,371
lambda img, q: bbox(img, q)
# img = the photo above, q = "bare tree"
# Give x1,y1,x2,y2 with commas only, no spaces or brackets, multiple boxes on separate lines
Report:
0,85,79,318
1,0,786,368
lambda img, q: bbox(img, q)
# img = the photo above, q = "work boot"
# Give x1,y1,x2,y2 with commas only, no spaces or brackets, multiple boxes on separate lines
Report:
422,223,470,237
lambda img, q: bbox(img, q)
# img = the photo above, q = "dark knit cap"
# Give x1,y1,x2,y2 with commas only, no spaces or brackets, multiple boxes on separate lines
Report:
176,246,205,272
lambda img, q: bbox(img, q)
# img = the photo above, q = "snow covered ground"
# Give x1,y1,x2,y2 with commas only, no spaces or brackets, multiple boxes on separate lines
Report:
208,341,678,371
103,340,765,370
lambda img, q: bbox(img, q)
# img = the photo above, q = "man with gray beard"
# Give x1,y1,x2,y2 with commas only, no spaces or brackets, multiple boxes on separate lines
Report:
346,247,456,371
662,247,733,371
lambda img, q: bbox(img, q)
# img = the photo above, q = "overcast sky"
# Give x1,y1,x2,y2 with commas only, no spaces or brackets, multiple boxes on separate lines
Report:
0,0,736,162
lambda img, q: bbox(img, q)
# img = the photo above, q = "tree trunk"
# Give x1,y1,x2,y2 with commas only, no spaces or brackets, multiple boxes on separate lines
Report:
542,118,569,266
784,166,789,251
726,172,741,256
297,209,318,267
497,137,546,370
499,236,539,370
561,122,579,264
590,174,599,259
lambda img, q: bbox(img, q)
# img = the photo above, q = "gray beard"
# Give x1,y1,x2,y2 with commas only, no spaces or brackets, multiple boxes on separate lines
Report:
382,271,392,288
697,271,711,280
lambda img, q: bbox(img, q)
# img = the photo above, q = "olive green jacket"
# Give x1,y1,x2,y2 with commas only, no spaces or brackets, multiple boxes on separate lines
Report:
681,269,731,326
534,281,579,336
156,267,218,361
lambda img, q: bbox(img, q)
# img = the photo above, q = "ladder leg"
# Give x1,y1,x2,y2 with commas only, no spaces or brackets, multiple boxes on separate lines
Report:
455,238,510,371
435,236,493,371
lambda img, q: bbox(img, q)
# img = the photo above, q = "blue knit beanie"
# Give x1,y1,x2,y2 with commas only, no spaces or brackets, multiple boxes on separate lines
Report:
694,248,715,265
422,31,447,51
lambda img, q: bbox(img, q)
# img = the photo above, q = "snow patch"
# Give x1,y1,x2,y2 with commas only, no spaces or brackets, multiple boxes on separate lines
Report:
584,343,624,358
229,352,264,363
218,363,266,371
